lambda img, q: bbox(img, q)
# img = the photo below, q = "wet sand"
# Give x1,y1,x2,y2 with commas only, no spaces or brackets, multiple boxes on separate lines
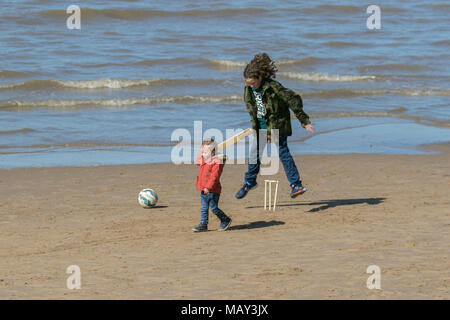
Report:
0,145,449,299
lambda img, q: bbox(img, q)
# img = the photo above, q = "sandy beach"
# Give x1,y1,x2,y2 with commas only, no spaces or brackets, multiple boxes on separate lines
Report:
0,144,449,300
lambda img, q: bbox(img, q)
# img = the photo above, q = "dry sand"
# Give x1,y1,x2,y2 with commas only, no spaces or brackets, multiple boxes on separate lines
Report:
0,145,449,299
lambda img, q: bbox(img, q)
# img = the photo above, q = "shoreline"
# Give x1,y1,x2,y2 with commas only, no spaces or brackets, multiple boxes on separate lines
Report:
2,116,450,169
1,141,449,171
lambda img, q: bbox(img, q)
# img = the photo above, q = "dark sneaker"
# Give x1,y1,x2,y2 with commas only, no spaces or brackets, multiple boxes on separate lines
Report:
290,185,307,198
192,223,208,232
218,218,232,231
235,182,258,199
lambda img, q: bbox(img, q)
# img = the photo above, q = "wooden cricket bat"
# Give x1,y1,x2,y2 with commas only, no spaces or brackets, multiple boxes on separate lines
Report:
216,128,253,151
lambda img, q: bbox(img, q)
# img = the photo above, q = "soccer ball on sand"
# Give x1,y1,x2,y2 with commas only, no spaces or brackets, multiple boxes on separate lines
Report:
138,188,158,208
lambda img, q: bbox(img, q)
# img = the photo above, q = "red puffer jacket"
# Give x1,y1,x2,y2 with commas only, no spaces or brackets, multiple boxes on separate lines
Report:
195,151,226,194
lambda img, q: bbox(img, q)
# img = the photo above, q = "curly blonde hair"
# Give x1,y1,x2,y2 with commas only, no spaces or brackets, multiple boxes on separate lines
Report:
243,53,278,80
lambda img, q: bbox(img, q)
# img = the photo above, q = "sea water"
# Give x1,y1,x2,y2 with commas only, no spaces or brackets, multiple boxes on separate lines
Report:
0,0,449,168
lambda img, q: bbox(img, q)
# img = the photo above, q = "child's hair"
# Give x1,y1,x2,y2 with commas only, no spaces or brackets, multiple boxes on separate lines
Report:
202,138,227,163
243,53,278,80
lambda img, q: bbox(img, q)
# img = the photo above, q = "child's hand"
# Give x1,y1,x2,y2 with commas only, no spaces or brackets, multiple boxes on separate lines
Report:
201,144,215,159
203,188,209,194
201,145,210,158
304,123,314,133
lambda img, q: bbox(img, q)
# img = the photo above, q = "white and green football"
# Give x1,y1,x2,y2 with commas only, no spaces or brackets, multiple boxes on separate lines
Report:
138,188,158,208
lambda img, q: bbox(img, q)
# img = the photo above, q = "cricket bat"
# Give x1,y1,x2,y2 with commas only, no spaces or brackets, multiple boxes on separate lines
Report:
216,128,253,151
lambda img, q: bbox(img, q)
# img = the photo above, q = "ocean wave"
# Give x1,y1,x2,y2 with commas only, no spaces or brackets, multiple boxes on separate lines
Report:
73,62,128,69
432,40,450,47
358,64,431,72
0,142,173,151
307,5,360,13
135,57,322,69
308,109,408,119
303,33,338,39
304,89,450,99
135,57,198,66
307,109,450,128
280,72,377,82
185,34,250,41
59,79,166,89
325,41,365,48
208,59,247,68
0,95,242,110
418,4,450,11
39,7,268,20
0,70,30,78
2,87,449,110
0,78,222,90
0,128,38,135
0,79,158,90
305,4,405,14
207,57,322,69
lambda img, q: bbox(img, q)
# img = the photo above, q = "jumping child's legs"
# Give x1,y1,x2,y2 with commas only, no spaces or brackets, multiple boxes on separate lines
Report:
244,131,266,186
244,161,260,187
278,137,302,187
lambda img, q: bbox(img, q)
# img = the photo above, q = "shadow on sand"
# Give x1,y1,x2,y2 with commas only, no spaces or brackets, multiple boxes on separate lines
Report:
246,197,386,213
229,220,285,231
145,205,168,209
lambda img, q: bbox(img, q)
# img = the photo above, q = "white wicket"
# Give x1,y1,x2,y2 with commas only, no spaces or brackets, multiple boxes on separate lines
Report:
264,180,279,211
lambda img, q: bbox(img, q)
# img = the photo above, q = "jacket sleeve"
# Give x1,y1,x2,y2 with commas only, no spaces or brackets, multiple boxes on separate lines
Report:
205,162,224,191
276,82,311,127
244,87,258,130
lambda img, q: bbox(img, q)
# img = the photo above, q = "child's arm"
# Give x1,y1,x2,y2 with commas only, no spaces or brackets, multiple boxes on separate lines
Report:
244,87,258,130
194,149,203,166
276,82,314,133
275,82,311,128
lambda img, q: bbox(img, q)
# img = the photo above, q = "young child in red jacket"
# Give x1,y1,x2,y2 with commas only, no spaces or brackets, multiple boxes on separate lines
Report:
192,139,232,232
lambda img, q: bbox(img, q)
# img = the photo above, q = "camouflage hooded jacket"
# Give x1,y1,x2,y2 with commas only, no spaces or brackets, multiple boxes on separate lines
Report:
244,78,311,139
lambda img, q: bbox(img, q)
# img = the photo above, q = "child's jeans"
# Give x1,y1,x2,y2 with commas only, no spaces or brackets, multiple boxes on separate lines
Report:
200,191,228,225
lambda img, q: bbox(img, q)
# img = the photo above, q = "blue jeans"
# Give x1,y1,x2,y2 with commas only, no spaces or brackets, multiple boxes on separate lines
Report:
200,191,228,225
244,136,301,187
